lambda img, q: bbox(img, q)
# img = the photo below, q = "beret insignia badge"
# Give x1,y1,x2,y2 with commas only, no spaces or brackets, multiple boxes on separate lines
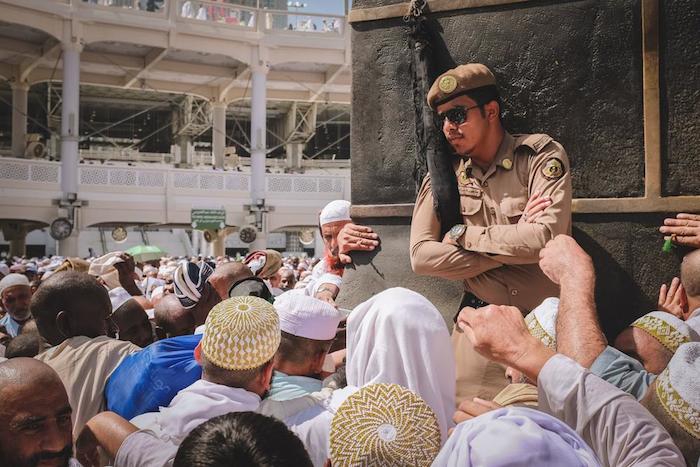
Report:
438,75,458,94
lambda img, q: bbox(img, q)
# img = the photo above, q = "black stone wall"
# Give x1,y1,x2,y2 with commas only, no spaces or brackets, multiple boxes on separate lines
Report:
341,0,700,336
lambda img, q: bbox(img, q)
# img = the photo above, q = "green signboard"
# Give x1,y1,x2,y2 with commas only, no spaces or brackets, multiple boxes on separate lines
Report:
191,209,226,231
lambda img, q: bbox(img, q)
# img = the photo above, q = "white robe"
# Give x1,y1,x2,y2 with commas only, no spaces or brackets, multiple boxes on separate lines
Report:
287,287,456,466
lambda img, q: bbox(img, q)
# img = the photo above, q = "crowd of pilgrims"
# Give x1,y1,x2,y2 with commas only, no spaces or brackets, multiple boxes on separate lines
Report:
0,199,699,467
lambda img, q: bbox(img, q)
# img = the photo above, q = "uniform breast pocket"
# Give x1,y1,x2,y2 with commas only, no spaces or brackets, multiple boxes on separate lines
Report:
500,196,527,224
460,194,483,220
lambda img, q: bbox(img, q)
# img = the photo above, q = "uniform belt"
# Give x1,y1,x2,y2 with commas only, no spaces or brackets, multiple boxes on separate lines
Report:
454,292,490,323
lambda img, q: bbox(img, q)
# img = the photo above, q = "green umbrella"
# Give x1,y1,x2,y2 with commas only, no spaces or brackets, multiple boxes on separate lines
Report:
126,245,166,263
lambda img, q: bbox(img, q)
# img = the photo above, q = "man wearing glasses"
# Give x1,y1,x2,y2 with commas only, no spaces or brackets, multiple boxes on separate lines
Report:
409,63,572,403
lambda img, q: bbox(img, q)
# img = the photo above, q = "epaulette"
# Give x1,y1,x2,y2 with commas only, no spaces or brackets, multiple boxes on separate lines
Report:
513,134,554,155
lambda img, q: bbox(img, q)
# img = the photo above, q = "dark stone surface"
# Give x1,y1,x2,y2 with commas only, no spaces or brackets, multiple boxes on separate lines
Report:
660,0,700,196
348,0,700,337
351,0,646,203
336,219,463,326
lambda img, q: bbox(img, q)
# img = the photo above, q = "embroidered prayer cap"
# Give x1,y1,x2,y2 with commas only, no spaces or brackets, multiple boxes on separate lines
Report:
200,296,280,370
108,287,133,312
330,383,441,467
427,63,497,110
274,292,343,341
686,316,700,337
631,311,700,353
0,273,30,296
524,297,559,349
173,261,215,309
0,263,9,277
654,342,700,439
319,200,351,226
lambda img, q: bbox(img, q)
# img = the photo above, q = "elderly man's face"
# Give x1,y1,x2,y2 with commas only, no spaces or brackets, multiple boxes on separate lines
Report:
613,327,673,374
321,220,350,257
2,285,32,322
279,270,296,290
0,374,73,467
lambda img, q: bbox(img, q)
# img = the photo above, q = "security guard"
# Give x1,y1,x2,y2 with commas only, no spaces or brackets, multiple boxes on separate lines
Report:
410,63,572,402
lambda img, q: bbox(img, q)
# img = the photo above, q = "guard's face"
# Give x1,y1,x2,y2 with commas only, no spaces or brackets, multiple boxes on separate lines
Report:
437,95,488,157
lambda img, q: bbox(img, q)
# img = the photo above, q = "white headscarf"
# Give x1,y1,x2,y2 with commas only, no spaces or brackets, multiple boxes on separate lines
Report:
346,287,456,441
432,407,600,467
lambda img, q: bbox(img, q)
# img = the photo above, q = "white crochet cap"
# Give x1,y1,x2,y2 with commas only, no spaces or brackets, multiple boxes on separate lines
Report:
0,273,30,296
655,342,700,439
108,287,133,312
632,311,700,353
274,291,343,340
319,200,351,226
0,263,9,276
524,297,559,349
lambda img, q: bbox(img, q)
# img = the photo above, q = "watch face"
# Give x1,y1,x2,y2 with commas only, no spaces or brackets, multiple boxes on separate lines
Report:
50,218,73,240
450,224,465,239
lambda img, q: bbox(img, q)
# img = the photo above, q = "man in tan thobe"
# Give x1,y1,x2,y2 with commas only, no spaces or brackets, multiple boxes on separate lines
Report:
410,63,572,402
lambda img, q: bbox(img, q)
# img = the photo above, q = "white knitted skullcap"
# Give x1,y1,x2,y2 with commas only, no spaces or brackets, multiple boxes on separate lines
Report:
108,287,133,312
330,383,441,466
0,273,30,296
0,263,9,276
632,311,699,353
274,292,343,340
524,297,559,349
655,342,700,439
319,200,351,226
200,296,280,370
686,316,700,337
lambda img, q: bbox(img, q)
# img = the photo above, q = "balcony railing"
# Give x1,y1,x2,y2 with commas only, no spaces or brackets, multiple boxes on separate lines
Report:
66,0,347,36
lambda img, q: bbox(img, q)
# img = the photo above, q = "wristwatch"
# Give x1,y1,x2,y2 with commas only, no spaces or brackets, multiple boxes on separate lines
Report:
448,224,467,242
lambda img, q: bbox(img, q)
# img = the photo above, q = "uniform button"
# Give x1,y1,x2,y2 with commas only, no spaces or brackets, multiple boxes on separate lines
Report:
466,242,472,248
511,289,518,296
482,181,489,187
518,203,525,210
489,207,496,216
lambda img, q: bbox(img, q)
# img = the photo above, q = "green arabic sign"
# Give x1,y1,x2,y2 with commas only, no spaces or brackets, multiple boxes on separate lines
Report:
191,209,226,231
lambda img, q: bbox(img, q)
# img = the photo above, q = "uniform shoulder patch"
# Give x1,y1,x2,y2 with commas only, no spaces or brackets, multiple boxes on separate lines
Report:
542,157,565,180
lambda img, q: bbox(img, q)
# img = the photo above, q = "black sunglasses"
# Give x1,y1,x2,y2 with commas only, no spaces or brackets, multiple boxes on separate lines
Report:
437,104,481,125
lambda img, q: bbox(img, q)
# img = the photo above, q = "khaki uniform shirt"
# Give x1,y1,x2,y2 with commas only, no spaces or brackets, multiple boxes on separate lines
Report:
410,132,572,312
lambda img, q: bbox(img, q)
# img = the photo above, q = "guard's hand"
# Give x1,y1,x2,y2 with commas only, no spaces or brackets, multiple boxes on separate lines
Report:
539,235,594,285
453,397,501,424
442,230,459,246
658,277,688,319
519,191,552,224
660,213,700,248
456,304,535,367
337,224,379,263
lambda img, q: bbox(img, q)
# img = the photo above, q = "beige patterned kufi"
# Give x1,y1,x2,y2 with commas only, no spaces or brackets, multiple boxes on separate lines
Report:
524,297,559,349
654,342,700,440
200,296,281,370
330,383,441,466
631,311,699,353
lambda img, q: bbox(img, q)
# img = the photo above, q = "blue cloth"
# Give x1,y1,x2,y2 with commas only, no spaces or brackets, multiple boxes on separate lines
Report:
268,371,322,401
0,314,22,338
590,346,656,400
105,334,202,420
